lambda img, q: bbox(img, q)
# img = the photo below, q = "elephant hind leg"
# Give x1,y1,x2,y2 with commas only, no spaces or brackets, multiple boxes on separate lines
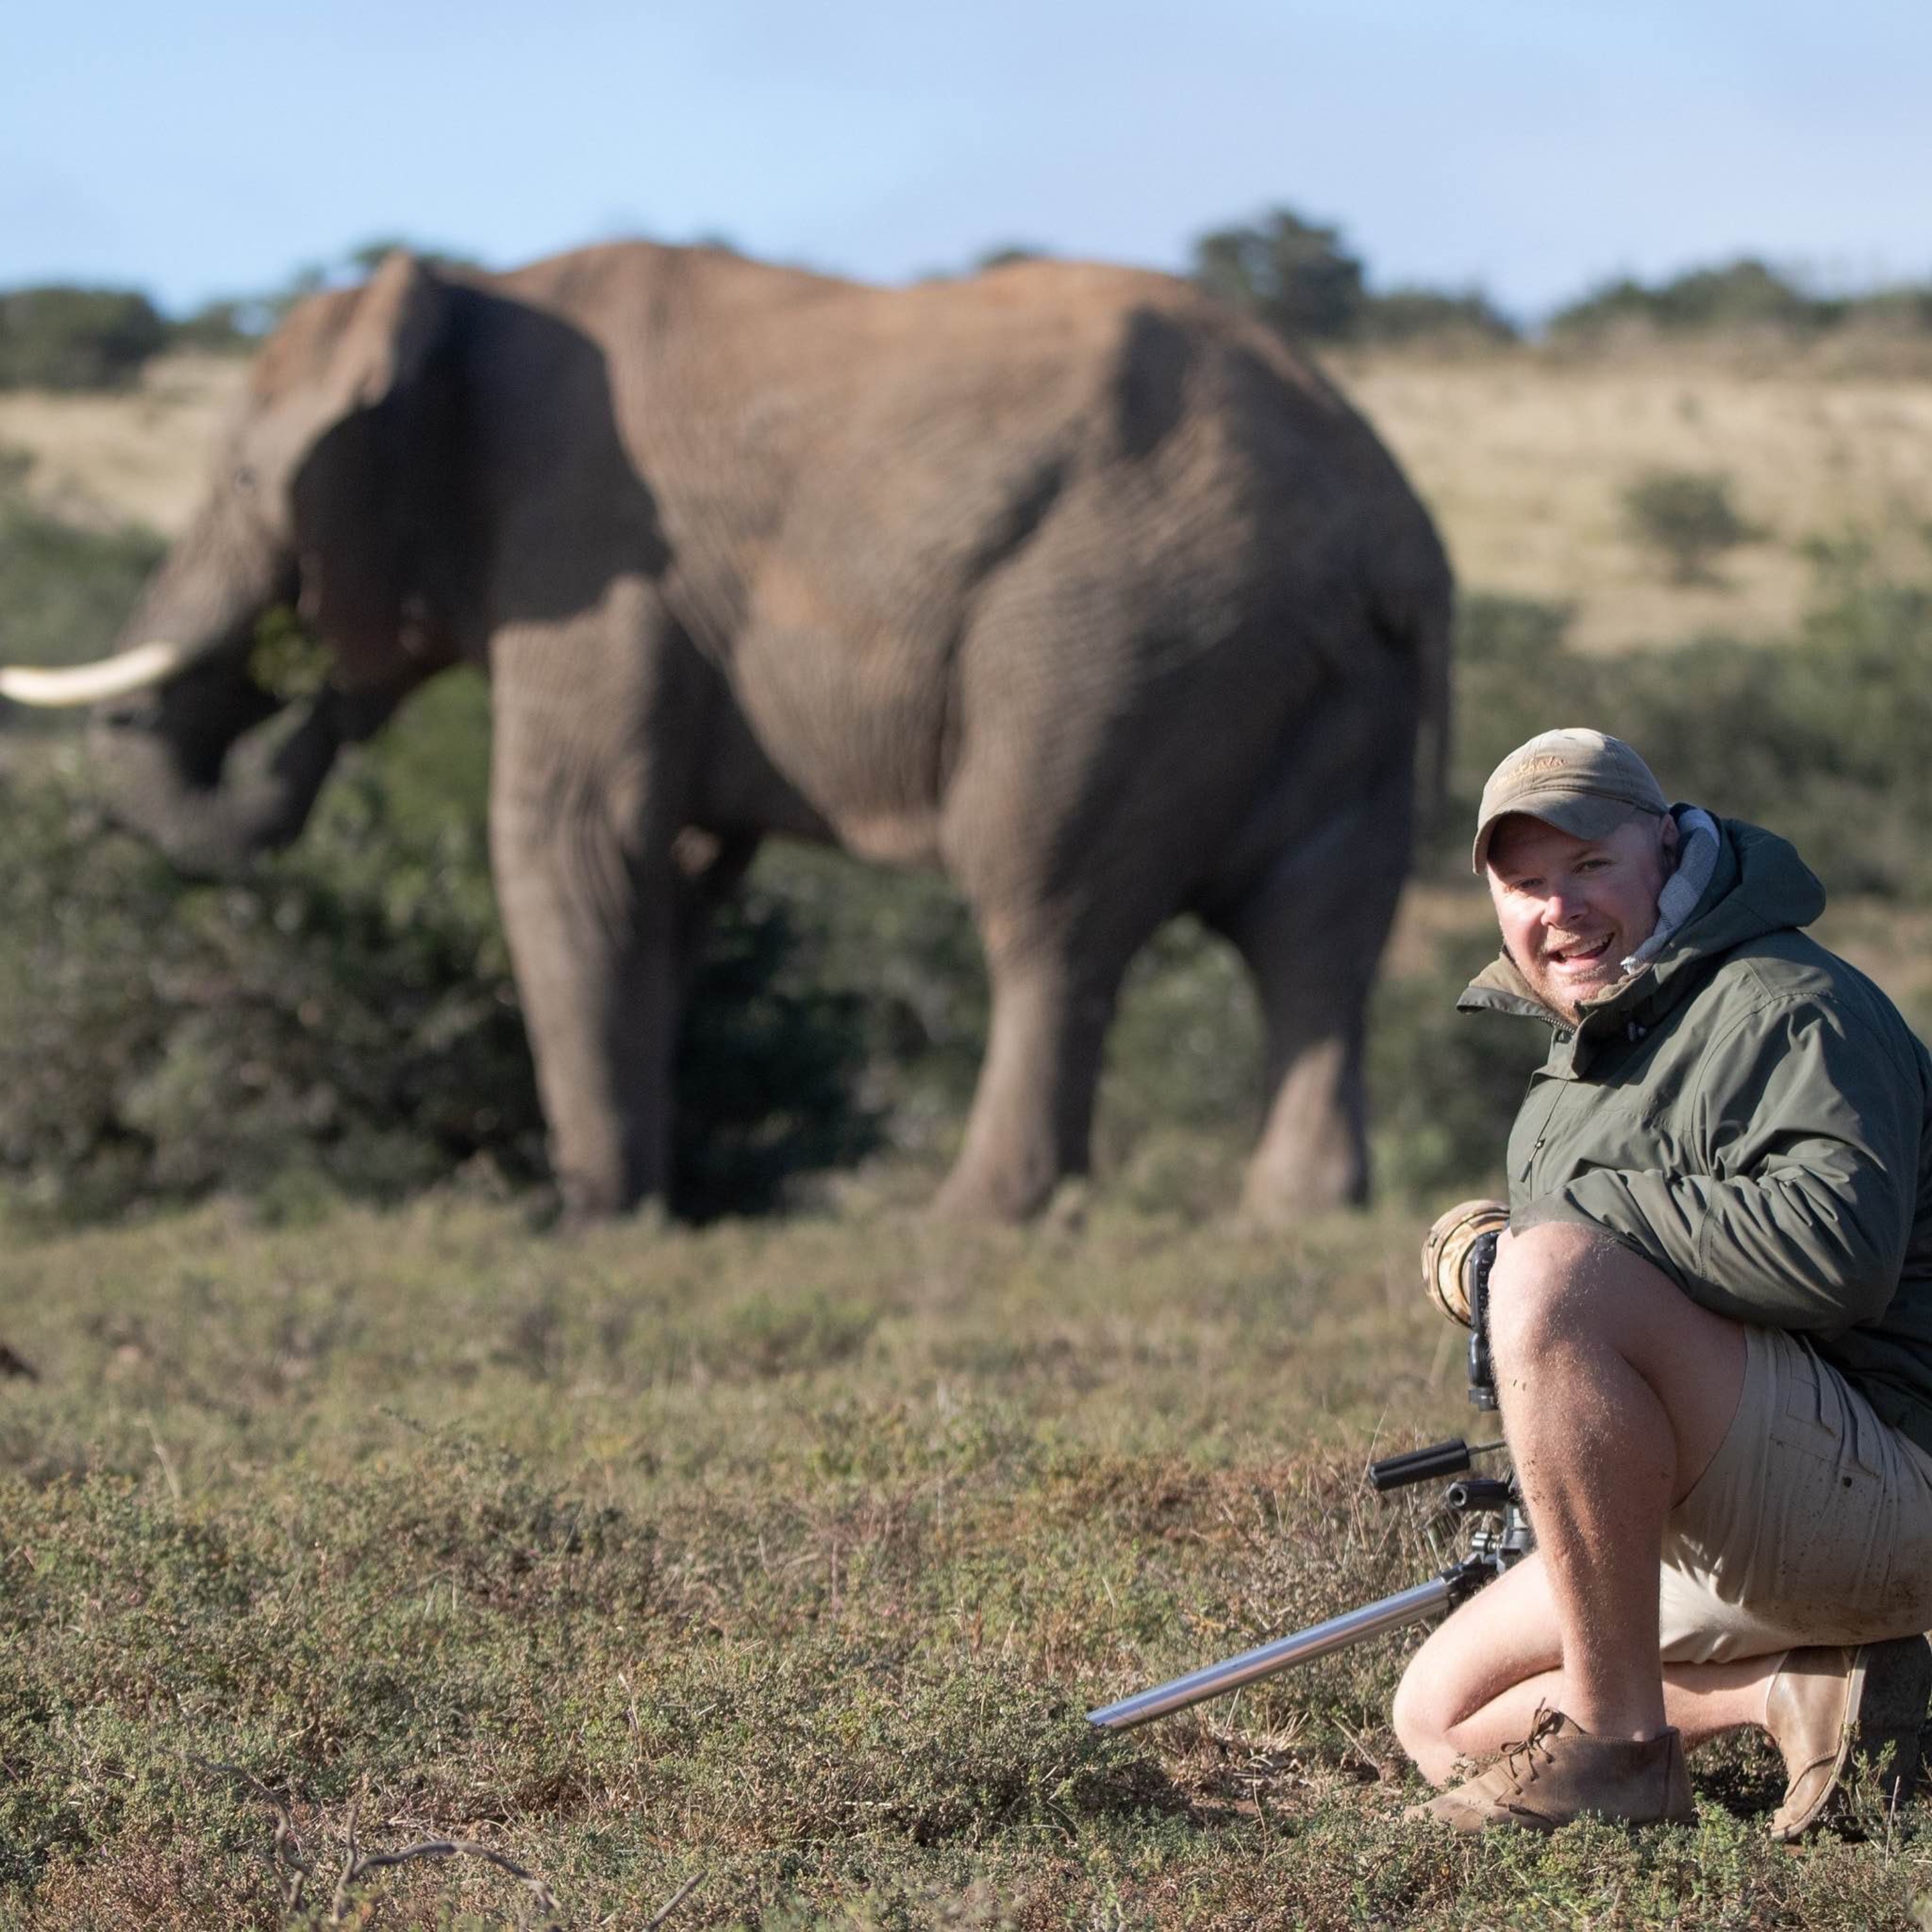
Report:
931,937,1125,1223
1207,764,1414,1224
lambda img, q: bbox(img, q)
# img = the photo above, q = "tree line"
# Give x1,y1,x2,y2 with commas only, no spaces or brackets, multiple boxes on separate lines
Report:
9,209,1932,392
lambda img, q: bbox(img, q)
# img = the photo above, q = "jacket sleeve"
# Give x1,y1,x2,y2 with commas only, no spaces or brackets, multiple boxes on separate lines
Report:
1516,999,1918,1332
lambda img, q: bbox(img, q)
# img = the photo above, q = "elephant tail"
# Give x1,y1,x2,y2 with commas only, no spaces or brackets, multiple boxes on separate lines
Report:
1376,547,1454,835
1414,580,1454,829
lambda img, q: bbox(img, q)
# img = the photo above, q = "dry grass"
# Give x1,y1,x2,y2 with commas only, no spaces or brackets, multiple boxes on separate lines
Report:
1336,345,1932,650
0,352,244,535
4,1192,1931,1927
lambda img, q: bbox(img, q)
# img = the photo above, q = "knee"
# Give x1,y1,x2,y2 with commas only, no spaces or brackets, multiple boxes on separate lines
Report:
1390,1655,1459,1786
1485,1220,1625,1368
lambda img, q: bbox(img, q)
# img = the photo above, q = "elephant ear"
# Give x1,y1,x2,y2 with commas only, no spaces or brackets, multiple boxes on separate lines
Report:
320,250,448,416
290,254,459,690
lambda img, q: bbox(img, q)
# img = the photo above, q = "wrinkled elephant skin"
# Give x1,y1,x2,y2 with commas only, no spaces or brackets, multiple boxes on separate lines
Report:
43,243,1454,1224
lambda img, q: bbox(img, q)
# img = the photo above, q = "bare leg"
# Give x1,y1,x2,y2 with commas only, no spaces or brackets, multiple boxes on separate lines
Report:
1391,1221,1748,1772
1393,1553,1776,1785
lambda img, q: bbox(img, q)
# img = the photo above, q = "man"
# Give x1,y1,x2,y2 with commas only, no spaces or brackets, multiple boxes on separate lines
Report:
1393,727,1932,1834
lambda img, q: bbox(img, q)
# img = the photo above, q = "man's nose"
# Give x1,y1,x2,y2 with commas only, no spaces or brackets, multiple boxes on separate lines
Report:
1542,886,1587,927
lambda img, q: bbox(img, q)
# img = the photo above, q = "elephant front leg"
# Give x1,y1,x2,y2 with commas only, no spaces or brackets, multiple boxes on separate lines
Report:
492,812,683,1219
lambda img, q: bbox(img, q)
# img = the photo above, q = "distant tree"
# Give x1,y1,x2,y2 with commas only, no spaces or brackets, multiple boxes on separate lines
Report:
167,298,276,355
1837,283,1932,336
341,236,482,279
1192,207,1367,341
1622,469,1760,583
1358,287,1519,346
975,244,1048,272
0,287,167,392
1553,258,1832,339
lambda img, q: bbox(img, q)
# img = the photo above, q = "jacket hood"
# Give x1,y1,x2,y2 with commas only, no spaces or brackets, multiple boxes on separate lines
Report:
1458,812,1827,1056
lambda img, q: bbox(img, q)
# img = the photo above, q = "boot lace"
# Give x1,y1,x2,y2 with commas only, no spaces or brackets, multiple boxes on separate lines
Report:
1497,1704,1567,1790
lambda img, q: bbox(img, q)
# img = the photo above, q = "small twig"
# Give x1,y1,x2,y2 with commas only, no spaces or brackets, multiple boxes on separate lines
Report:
332,1837,560,1922
644,1872,706,1929
329,1773,368,1923
144,1417,184,1504
202,1757,559,1925
196,1759,312,1915
1329,1712,1394,1783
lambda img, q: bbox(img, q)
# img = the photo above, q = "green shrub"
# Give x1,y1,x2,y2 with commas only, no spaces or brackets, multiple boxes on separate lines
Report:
1356,287,1519,348
0,453,165,712
1368,927,1540,1202
0,287,167,391
1550,259,1833,341
164,298,269,355
1621,469,1759,583
0,670,880,1224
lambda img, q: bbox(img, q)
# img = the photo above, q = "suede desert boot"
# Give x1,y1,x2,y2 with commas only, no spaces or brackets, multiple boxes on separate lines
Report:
1766,1636,1932,1840
1409,1710,1695,1833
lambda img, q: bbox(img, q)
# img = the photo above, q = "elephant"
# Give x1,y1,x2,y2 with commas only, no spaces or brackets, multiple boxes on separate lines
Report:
1,242,1452,1224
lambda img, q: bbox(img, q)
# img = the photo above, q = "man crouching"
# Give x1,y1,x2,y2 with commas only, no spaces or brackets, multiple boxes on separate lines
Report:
1396,728,1932,1834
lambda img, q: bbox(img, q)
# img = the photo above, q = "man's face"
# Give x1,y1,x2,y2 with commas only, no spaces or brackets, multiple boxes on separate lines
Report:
1484,811,1678,1023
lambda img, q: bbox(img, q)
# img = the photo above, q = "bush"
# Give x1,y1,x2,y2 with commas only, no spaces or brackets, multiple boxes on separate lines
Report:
1550,259,1832,341
0,455,165,713
0,699,880,1222
0,287,167,391
1356,287,1519,348
1368,926,1541,1201
165,299,270,355
1621,469,1760,583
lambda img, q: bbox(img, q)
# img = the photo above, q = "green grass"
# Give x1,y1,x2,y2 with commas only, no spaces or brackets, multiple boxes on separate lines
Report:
4,1189,1930,1927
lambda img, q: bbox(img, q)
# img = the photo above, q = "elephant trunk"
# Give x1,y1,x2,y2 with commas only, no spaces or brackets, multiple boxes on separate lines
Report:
89,667,398,879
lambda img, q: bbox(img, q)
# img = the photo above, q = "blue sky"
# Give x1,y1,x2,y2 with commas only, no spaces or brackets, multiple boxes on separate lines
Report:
5,1,1928,321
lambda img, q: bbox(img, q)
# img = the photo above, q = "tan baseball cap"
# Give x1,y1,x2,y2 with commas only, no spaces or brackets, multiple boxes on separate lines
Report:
1472,728,1668,873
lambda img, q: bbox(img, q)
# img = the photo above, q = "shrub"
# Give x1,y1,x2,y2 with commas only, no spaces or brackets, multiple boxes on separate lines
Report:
1550,259,1832,341
1368,926,1541,1201
165,299,270,355
0,705,880,1222
0,455,166,717
1357,287,1519,348
0,287,167,391
1620,469,1759,583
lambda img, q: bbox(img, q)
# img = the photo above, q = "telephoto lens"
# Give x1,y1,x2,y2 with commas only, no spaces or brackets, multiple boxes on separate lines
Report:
1420,1198,1510,1327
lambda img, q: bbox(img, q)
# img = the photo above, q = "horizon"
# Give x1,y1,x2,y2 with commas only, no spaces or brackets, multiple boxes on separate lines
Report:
5,1,1929,325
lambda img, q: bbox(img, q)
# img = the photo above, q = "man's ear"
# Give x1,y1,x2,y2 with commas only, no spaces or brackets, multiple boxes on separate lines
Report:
1659,811,1680,862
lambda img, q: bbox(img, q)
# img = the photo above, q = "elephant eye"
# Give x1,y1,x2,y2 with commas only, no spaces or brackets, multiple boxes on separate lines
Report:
234,465,258,493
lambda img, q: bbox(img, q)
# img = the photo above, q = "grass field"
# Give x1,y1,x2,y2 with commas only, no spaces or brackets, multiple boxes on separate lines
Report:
8,322,1932,1926
5,1186,1931,1928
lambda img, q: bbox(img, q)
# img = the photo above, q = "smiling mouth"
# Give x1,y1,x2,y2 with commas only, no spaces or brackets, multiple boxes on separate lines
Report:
1548,935,1615,970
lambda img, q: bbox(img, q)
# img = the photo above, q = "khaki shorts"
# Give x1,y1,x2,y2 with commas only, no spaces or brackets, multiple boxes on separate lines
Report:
1659,1323,1932,1663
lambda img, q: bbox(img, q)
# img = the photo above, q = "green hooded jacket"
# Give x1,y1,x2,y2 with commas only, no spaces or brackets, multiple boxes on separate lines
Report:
1461,812,1932,1459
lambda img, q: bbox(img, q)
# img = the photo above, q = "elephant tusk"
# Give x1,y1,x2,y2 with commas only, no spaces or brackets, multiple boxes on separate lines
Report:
0,640,189,707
